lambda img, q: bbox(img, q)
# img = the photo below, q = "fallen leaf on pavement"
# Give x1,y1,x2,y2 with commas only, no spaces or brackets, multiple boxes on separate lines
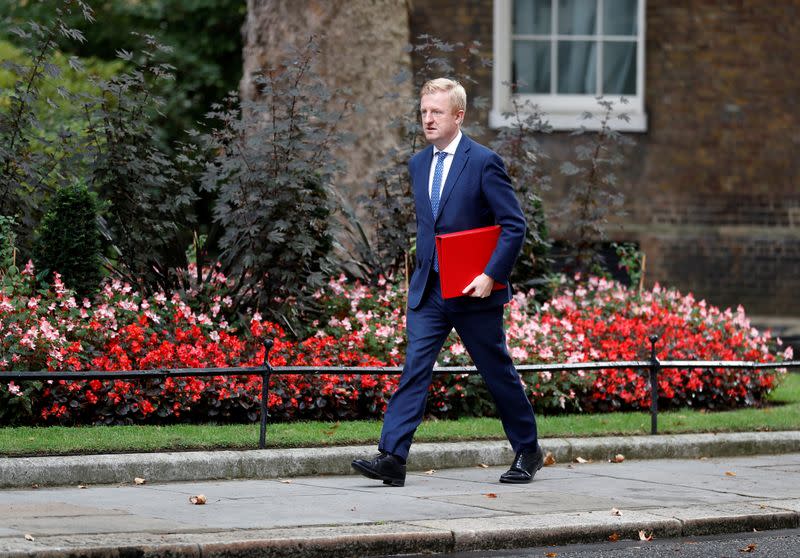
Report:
477,463,489,468
740,543,757,553
544,452,556,466
24,534,34,542
280,479,292,484
608,532,620,542
484,493,498,499
725,471,737,477
575,456,589,464
546,553,558,557
610,508,622,516
424,469,436,475
189,494,207,505
638,530,653,541
610,454,625,463
134,477,146,485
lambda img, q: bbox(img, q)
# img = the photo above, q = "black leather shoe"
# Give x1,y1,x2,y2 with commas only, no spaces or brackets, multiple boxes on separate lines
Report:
351,452,406,487
499,444,544,484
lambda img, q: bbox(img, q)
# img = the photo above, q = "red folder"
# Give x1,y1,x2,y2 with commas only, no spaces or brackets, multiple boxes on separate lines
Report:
435,225,506,299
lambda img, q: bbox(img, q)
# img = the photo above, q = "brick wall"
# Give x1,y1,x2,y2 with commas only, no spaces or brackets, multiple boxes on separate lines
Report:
408,0,800,315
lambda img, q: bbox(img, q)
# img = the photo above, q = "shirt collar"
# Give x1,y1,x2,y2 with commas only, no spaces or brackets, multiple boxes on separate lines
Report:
434,130,462,157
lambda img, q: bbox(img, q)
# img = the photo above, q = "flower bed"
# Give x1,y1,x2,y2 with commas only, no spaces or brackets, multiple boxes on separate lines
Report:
0,264,791,425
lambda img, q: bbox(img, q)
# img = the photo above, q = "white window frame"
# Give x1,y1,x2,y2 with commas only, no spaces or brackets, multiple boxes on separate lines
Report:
491,0,648,132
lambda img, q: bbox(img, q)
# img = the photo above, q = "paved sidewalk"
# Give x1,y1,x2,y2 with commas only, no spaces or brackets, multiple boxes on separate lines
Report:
3,431,800,489
1,436,800,557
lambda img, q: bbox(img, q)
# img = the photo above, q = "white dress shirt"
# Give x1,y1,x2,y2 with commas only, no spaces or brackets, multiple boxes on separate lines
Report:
428,130,463,198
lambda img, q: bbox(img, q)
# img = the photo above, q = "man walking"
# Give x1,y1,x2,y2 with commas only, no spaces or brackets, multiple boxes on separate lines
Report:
352,78,542,487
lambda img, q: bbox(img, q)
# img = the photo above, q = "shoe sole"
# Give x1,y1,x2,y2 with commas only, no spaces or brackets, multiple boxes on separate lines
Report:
498,477,533,484
351,462,405,487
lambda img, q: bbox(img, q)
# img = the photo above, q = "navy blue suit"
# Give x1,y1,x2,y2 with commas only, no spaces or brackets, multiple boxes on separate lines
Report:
379,134,539,460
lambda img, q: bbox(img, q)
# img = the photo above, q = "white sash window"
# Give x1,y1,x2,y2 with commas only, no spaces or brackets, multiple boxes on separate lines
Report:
492,0,647,131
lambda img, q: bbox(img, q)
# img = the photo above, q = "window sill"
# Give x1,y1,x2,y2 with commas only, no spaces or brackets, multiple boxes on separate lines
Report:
489,108,648,132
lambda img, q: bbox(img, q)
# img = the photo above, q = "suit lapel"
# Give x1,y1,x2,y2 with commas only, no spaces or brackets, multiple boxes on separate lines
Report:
414,145,434,226
435,135,470,224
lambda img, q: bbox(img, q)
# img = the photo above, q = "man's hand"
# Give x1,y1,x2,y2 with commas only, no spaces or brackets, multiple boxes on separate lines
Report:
462,273,495,298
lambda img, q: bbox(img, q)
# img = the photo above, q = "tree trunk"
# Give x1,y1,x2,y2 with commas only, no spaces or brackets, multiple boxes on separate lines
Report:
241,0,413,204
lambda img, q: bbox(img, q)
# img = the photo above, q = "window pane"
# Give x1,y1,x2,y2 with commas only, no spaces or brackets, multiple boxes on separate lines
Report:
603,0,637,35
558,0,597,35
557,41,596,93
603,41,636,95
513,40,551,93
514,0,552,35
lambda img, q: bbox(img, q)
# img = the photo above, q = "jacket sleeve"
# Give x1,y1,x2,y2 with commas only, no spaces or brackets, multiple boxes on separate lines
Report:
481,152,527,284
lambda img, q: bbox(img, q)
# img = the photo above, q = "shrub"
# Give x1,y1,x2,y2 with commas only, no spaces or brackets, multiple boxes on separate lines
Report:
559,98,634,276
33,180,103,297
0,3,195,289
201,38,344,330
315,274,790,414
0,264,398,425
0,215,18,276
1,0,247,149
0,1,94,245
0,268,790,426
82,33,197,292
490,87,554,300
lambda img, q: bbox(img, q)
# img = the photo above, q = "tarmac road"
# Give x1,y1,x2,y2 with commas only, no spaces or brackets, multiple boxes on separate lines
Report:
395,527,800,558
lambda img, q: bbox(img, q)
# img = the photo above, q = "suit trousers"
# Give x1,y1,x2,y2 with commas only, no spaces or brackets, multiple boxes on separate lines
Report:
379,273,539,460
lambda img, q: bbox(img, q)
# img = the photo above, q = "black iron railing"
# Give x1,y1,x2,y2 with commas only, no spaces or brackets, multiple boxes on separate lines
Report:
1,335,797,448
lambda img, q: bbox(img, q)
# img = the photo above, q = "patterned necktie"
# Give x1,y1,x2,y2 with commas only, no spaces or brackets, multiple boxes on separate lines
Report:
431,150,448,272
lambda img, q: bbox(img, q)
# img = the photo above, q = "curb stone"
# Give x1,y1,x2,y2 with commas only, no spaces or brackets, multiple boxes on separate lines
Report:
1,506,798,557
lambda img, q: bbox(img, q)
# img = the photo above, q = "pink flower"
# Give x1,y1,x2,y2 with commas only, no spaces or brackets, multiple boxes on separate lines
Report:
538,347,554,360
375,325,393,338
38,318,61,342
450,342,465,356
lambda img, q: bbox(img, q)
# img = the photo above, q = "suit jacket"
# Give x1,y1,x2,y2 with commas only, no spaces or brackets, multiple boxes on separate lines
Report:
407,134,527,312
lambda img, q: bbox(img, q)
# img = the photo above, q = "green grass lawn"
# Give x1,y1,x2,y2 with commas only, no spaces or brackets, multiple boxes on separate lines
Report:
2,374,798,457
